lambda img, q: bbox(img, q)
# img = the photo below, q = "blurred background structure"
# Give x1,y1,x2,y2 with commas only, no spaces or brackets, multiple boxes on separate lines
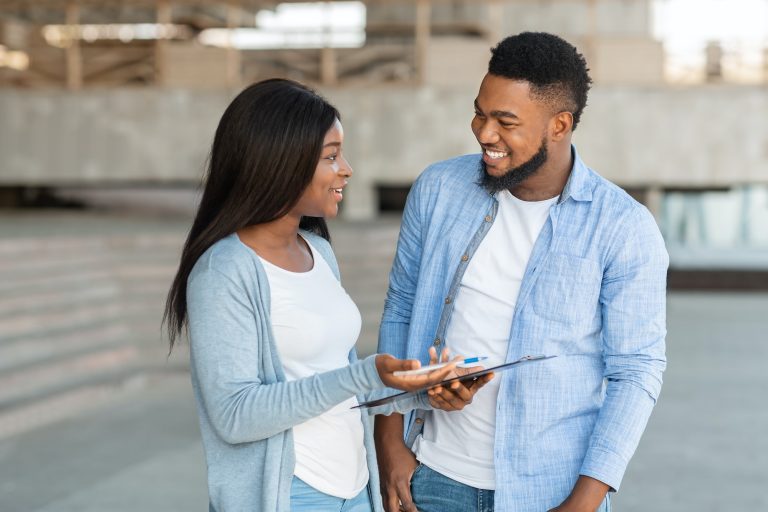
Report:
0,1,766,511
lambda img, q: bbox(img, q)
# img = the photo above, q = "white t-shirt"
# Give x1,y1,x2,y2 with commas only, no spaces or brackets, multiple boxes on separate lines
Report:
413,190,559,489
259,236,367,499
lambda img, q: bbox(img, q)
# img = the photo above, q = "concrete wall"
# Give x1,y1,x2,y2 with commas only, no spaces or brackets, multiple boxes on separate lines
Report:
2,84,767,218
367,0,653,38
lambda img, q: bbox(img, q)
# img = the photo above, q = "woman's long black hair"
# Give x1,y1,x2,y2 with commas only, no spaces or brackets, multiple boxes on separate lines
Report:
164,78,340,350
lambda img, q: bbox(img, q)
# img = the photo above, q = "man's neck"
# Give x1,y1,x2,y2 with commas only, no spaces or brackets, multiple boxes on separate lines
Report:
511,145,573,201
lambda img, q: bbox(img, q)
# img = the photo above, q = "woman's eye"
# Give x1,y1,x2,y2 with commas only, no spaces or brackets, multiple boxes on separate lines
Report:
326,154,337,161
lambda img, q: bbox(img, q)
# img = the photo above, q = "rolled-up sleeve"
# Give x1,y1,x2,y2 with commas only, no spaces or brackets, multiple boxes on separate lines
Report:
580,205,669,491
379,176,426,358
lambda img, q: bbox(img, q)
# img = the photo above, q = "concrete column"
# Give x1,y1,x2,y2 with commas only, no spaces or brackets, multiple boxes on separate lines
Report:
415,0,431,85
65,1,82,90
486,0,504,45
155,0,171,87
226,1,240,87
320,2,337,85
645,185,663,223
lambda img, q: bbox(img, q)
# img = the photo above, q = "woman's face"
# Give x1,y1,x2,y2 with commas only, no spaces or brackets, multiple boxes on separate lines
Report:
292,119,352,219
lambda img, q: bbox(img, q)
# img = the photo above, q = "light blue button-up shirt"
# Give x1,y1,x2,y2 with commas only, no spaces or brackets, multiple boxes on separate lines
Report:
378,148,668,511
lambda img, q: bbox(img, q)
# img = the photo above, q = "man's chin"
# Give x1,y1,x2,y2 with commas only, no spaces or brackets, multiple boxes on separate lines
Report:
482,162,508,177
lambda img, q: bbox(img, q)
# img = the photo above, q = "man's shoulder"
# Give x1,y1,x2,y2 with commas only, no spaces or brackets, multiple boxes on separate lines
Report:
581,166,662,242
412,154,483,200
417,153,482,184
585,165,645,214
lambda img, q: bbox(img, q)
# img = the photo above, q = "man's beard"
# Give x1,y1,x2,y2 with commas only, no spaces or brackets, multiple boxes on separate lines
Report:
479,137,548,194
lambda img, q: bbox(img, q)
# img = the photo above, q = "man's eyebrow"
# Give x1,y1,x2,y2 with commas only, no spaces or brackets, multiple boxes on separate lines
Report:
474,99,519,120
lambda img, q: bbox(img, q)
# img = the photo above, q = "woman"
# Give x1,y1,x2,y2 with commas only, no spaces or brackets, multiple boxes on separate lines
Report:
163,79,457,512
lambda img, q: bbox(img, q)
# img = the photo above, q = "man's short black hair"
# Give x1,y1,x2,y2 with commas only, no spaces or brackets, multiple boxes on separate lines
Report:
488,31,592,130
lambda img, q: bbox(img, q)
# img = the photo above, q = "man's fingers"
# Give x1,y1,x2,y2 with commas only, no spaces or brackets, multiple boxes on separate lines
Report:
428,347,437,365
384,487,401,512
396,479,417,512
428,392,457,411
445,374,477,400
430,386,467,410
467,372,495,392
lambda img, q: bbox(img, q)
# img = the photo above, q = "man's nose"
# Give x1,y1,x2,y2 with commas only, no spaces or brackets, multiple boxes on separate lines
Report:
475,121,500,144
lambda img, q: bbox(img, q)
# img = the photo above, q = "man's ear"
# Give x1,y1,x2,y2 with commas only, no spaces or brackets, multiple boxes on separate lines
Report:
550,111,573,141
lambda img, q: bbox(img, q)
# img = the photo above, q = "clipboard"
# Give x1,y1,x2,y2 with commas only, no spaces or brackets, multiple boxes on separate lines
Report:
353,354,556,409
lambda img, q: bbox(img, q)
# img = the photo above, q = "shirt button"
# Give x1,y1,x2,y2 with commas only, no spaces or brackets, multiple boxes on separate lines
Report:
461,254,469,262
484,215,492,222
433,338,441,347
444,297,452,304
415,418,424,424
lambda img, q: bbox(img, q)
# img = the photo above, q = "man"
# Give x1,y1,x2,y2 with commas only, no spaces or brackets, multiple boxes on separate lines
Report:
374,32,668,512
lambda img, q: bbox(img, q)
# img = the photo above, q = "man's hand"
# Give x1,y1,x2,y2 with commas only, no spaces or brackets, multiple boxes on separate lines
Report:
426,347,494,411
547,475,610,512
374,414,419,512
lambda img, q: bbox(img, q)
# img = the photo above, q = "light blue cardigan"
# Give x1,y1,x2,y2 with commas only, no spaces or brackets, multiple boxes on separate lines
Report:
187,231,426,512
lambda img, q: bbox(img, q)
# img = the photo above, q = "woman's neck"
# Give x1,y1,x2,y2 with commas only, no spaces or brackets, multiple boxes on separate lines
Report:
237,213,313,272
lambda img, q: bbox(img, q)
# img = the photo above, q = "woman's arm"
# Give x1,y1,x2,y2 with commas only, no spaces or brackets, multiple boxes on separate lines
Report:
188,266,384,444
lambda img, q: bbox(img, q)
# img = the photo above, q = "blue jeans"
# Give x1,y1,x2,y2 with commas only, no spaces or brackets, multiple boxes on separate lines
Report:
410,463,494,512
290,477,373,512
410,463,611,512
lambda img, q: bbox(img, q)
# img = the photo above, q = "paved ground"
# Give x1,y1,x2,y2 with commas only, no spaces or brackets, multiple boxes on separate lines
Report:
0,209,766,511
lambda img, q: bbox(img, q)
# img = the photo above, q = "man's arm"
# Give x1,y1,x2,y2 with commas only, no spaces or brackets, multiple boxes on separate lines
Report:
375,176,426,512
375,414,420,512
549,476,611,512
562,206,669,509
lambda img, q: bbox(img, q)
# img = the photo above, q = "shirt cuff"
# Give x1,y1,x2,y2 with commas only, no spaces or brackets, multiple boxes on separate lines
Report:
579,447,628,492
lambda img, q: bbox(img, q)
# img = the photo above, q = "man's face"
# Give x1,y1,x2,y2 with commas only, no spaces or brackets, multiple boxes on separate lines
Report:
471,74,551,192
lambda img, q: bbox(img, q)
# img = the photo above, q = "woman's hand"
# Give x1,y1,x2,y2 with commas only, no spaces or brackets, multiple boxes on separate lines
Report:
426,347,494,411
375,353,460,392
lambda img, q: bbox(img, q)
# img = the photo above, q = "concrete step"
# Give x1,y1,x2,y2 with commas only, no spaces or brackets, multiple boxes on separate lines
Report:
0,263,176,295
0,253,178,281
0,344,141,408
0,322,131,373
0,300,164,344
0,281,168,318
0,370,154,442
0,234,184,257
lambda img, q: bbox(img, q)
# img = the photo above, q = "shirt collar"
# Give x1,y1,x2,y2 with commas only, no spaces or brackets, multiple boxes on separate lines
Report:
558,145,594,204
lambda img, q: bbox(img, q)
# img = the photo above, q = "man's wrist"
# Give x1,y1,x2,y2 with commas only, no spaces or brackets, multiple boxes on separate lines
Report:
374,414,404,444
551,475,610,512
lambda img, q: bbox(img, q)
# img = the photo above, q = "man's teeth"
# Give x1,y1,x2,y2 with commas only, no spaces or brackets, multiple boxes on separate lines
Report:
485,149,507,159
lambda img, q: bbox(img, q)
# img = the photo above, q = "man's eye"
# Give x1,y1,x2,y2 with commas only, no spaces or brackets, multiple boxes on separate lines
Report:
474,111,484,117
499,122,516,129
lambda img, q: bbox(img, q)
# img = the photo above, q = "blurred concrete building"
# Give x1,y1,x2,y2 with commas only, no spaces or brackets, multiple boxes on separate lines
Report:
1,1,767,284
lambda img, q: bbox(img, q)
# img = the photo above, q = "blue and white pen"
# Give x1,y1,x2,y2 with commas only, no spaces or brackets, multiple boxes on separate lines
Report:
393,356,489,376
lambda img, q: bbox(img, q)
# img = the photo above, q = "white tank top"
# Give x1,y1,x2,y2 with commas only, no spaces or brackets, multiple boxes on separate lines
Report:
259,236,367,499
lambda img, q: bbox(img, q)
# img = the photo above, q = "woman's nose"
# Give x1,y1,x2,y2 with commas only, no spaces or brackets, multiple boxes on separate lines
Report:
340,156,353,177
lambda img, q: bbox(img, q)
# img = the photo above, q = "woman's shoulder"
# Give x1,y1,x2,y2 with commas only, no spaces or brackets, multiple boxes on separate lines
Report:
189,233,258,285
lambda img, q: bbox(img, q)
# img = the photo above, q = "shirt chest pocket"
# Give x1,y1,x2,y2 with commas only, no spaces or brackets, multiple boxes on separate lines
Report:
531,253,602,327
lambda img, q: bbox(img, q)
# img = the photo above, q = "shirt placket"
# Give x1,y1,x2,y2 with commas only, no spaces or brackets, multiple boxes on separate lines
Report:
405,200,499,447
